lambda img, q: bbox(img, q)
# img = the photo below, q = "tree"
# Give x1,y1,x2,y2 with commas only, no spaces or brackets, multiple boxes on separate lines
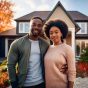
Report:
0,0,14,32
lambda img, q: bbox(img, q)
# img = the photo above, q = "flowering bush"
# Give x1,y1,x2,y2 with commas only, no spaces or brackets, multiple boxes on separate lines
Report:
79,47,88,62
0,59,10,88
76,61,88,77
0,71,10,88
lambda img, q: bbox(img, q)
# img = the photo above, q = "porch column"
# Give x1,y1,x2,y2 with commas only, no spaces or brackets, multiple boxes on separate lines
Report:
71,29,75,56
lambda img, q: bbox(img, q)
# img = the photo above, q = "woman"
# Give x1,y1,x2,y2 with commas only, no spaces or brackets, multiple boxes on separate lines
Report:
44,20,76,88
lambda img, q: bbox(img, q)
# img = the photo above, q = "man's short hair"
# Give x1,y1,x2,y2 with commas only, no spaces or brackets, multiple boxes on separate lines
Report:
30,16,43,23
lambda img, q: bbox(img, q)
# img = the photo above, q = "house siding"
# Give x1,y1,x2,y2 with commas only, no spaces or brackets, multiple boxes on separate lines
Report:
0,37,5,58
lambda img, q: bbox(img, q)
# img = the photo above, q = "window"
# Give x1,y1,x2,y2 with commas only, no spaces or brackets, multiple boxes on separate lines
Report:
76,22,87,34
81,41,85,52
76,40,88,57
19,22,30,33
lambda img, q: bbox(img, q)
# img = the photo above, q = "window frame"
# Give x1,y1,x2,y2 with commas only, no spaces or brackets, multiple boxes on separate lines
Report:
19,22,30,33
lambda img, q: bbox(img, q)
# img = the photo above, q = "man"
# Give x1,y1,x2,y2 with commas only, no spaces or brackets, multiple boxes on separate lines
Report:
7,17,49,88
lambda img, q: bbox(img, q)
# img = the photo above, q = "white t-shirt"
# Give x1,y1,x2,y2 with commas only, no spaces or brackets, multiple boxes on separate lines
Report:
24,39,44,86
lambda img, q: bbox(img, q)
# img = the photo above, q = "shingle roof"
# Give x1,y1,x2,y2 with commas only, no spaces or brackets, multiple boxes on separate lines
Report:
15,11,50,21
68,11,88,21
15,11,88,22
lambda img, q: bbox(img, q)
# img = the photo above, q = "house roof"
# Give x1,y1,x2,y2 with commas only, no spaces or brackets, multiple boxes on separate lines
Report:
68,11,88,22
0,28,22,37
15,1,82,32
15,11,88,22
15,11,50,21
45,1,80,31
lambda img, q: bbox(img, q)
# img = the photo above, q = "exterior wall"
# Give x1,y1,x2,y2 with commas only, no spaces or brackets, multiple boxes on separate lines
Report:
0,37,5,58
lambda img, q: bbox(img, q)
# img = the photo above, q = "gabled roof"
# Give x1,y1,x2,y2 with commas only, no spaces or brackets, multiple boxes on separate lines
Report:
46,1,80,31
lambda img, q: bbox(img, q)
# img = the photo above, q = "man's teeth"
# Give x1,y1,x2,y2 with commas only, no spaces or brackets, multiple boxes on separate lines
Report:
34,30,38,33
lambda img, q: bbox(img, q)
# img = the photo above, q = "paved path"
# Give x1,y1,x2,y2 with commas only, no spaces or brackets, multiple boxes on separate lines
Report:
7,77,88,88
74,77,88,88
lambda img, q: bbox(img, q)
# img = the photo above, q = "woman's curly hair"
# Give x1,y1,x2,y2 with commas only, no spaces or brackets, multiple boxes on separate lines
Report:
44,19,68,40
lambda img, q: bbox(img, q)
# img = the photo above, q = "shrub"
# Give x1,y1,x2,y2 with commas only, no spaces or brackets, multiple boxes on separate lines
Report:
0,59,10,88
79,47,88,62
76,47,88,77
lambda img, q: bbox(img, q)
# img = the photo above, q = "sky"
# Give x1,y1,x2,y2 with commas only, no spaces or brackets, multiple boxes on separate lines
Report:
12,0,88,25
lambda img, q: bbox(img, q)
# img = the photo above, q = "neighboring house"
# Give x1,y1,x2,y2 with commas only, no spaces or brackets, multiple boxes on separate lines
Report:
0,1,88,58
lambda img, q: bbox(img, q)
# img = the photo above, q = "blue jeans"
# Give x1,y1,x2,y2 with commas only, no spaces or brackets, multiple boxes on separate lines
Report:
22,82,45,88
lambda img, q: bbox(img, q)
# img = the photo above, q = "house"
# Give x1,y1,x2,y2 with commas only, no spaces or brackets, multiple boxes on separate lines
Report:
0,28,22,58
0,1,88,58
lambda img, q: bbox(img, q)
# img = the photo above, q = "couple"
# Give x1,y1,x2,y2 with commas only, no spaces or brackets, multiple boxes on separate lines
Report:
7,17,76,88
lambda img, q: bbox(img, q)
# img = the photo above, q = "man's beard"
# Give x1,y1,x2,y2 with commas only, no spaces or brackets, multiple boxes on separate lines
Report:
31,29,41,37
